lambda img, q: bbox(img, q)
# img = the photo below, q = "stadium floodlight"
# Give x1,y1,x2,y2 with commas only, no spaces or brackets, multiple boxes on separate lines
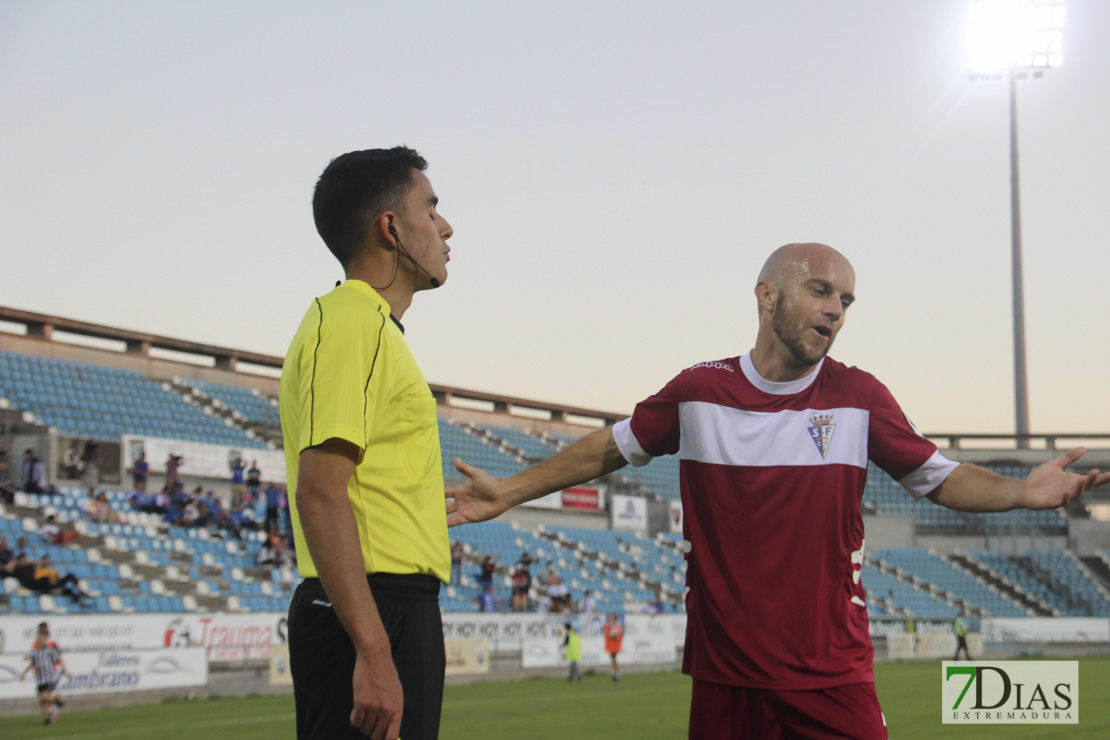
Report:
967,0,1066,76
967,0,1065,449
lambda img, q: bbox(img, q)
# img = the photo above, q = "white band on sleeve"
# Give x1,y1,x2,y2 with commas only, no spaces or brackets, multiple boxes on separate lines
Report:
612,418,653,467
898,450,960,500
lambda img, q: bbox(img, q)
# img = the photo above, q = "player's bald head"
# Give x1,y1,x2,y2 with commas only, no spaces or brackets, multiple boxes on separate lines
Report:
757,243,853,289
755,243,855,319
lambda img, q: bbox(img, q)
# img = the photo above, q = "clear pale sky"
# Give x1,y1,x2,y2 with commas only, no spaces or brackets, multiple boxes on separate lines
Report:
1,1,1107,434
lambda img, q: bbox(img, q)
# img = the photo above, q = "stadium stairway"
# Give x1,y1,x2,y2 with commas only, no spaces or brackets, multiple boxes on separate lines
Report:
949,552,1053,616
169,377,282,448
869,548,1028,618
1080,553,1110,591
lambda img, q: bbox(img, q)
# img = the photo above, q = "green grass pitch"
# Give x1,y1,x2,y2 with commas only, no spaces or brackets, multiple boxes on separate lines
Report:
4,658,1108,739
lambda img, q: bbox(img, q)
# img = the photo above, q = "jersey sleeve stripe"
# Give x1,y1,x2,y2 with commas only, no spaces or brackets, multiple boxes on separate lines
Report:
613,418,653,467
897,450,960,500
361,307,387,446
308,296,323,447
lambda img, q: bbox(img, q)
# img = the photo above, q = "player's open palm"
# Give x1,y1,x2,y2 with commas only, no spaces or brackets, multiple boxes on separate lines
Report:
350,651,403,740
1021,447,1110,509
446,457,509,526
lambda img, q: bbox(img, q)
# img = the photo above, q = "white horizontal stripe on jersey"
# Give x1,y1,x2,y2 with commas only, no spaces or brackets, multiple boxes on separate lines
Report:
677,402,870,469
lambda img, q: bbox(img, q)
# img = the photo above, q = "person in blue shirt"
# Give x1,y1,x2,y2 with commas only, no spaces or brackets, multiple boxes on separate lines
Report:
264,482,282,531
475,584,498,613
229,455,246,505
129,453,149,491
246,461,262,502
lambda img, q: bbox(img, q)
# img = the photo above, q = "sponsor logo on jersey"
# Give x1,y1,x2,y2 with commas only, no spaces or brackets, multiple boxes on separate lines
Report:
807,413,836,459
688,361,734,373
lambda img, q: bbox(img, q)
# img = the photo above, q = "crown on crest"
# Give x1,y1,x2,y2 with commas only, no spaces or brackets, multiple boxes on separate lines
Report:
809,413,833,427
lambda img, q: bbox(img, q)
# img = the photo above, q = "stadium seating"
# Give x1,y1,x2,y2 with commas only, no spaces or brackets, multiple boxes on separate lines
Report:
2,343,1107,626
0,349,266,448
5,483,1110,620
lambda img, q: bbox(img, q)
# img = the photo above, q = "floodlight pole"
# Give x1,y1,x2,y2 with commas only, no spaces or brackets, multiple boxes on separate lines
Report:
1008,70,1031,449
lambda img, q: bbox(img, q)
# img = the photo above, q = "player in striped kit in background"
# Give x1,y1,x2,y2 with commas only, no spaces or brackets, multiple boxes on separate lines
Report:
20,621,71,725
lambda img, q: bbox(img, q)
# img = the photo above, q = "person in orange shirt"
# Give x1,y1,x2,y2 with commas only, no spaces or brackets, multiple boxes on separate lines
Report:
604,613,624,683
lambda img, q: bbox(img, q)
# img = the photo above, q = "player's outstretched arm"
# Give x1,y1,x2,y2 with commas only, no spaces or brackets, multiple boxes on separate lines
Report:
927,447,1109,513
446,427,628,527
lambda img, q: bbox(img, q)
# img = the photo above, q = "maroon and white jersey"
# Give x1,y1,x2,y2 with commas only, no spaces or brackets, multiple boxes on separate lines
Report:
612,353,958,690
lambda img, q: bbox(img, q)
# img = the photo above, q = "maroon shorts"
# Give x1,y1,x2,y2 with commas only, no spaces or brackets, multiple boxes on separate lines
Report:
689,679,887,739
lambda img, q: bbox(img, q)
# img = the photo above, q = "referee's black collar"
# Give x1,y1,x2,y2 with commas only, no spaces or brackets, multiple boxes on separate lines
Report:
390,315,404,334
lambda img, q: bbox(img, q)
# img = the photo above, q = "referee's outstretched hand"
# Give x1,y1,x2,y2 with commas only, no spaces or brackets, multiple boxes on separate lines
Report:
351,651,403,740
446,458,509,527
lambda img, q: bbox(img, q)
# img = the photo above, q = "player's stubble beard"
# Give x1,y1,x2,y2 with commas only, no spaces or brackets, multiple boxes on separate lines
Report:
771,294,834,368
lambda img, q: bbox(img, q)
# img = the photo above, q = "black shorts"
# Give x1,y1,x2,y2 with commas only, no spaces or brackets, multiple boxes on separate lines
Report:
289,573,444,740
37,679,58,694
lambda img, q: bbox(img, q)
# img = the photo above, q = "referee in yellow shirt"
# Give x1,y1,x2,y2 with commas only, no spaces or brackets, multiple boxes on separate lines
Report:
281,147,453,740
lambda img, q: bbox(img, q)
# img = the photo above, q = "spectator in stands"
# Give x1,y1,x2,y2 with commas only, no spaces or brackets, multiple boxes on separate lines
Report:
517,550,536,573
165,453,183,486
257,532,291,567
20,449,46,493
91,491,122,525
450,540,464,584
510,565,530,612
263,521,283,550
126,487,146,511
82,488,99,519
0,478,14,505
264,481,282,531
31,555,89,603
80,441,100,487
12,553,37,587
547,576,571,614
279,484,290,528
231,500,260,531
130,485,168,515
478,555,497,586
40,515,79,545
0,432,13,485
128,452,149,491
175,491,201,528
581,589,597,615
0,535,13,571
208,497,240,539
229,455,247,506
247,460,262,501
14,536,29,560
475,584,499,612
544,563,559,588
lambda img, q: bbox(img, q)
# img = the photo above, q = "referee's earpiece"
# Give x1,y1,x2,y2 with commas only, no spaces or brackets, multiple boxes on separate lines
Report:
388,221,398,238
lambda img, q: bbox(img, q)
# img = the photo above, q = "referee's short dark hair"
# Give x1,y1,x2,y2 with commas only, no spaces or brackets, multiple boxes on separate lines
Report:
312,147,428,268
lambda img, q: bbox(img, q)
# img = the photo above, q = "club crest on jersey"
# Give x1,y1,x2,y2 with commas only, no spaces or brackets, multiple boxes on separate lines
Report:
808,413,836,459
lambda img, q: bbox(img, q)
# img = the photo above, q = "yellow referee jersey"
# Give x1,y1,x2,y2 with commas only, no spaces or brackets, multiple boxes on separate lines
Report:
279,279,450,582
